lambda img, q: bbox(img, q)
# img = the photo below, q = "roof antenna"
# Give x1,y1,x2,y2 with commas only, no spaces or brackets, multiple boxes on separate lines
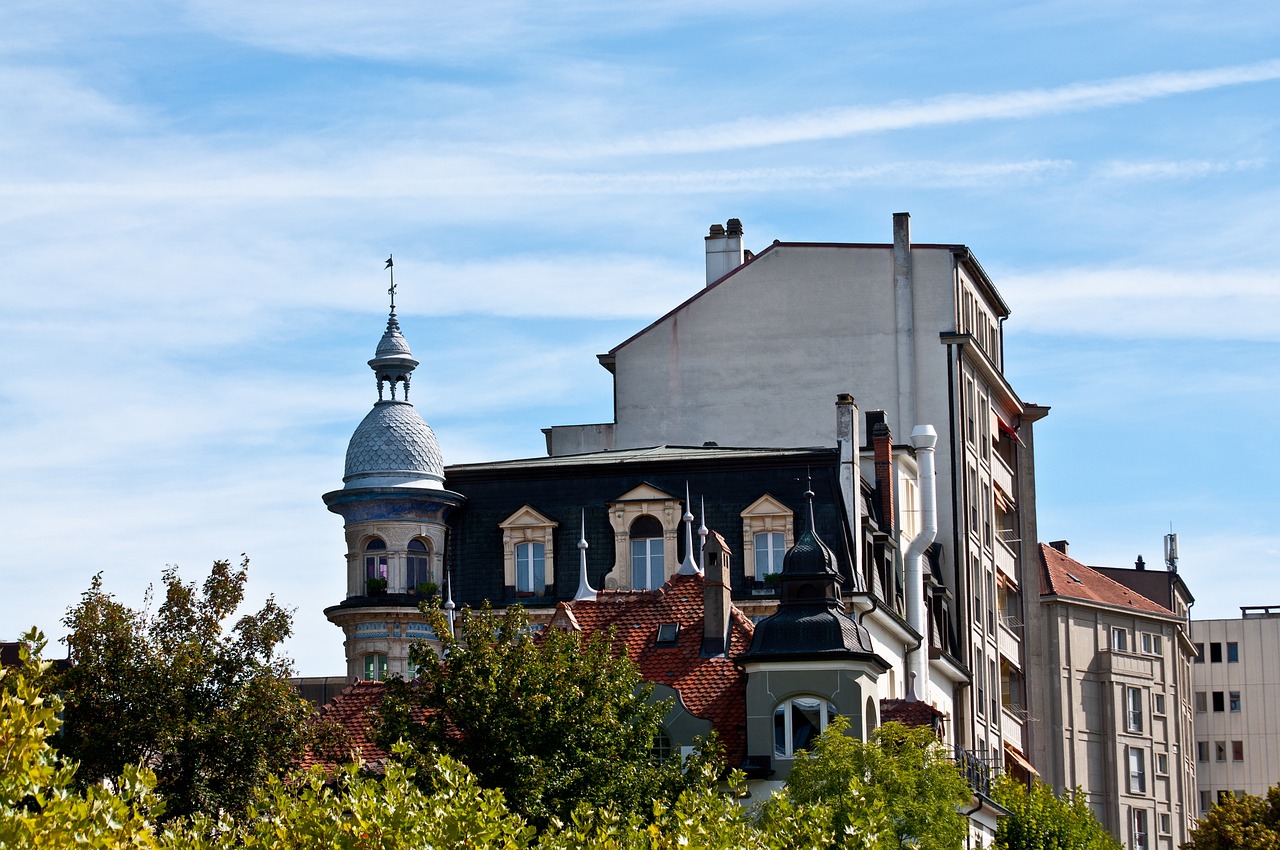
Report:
574,510,597,601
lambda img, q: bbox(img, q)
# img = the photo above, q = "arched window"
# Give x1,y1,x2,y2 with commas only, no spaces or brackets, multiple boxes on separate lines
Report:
865,696,878,736
364,538,388,590
651,727,674,761
515,542,546,593
407,538,431,591
363,653,388,681
630,515,665,590
754,531,786,576
774,696,839,757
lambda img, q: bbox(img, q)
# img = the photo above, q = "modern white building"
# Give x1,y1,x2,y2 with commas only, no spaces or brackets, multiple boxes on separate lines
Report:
546,214,1048,776
1191,607,1280,812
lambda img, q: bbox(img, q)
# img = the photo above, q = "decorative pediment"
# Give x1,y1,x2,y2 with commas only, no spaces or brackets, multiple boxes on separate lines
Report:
499,505,559,530
612,482,676,503
741,494,793,519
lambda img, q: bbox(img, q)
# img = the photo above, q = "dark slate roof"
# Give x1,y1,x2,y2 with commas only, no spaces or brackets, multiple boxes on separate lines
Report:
741,604,882,664
442,448,856,610
549,573,754,766
1039,544,1174,615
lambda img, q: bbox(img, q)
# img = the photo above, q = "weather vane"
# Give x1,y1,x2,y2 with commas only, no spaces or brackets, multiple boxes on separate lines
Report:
385,255,395,311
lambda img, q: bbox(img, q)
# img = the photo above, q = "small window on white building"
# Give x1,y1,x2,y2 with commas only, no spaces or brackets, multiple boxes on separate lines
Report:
1127,747,1146,794
1230,691,1241,712
774,697,839,757
1197,741,1209,762
1112,627,1128,652
1126,687,1144,733
1195,691,1207,713
1153,693,1166,716
1159,813,1171,835
1131,809,1149,850
1156,752,1168,776
1141,633,1162,655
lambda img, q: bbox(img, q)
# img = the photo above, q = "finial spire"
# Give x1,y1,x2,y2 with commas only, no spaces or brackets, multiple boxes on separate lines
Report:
443,566,456,636
677,482,699,576
574,510,596,601
697,496,708,574
385,255,396,312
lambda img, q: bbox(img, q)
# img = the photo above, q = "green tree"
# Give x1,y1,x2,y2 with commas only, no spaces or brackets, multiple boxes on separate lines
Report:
376,602,717,827
1,629,161,849
57,558,316,821
992,775,1120,850
785,718,966,850
1184,786,1280,850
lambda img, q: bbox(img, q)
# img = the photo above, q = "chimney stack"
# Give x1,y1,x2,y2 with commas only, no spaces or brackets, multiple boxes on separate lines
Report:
867,410,894,532
1049,540,1069,555
705,219,745,286
836,394,863,591
702,531,732,656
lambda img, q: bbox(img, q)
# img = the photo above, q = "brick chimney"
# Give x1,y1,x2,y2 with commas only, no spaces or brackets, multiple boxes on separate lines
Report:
1048,540,1069,555
702,531,732,656
867,410,894,533
705,219,745,286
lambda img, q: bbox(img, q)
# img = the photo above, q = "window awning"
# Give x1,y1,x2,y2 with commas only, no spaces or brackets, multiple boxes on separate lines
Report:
1003,741,1038,776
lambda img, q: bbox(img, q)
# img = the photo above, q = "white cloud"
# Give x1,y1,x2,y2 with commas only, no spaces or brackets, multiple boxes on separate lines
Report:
1093,158,1268,181
999,267,1280,341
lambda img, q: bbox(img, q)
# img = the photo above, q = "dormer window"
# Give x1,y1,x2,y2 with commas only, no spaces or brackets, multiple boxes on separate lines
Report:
741,494,794,582
516,542,546,593
631,515,665,590
500,506,558,596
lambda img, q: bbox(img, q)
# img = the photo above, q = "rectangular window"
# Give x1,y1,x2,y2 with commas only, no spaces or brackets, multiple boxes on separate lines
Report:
1216,741,1227,763
1156,752,1169,775
976,649,986,715
1127,687,1144,733
1233,741,1244,762
1218,791,1233,805
982,483,992,547
1159,813,1171,835
1228,641,1239,663
1153,693,1166,716
1194,642,1205,663
631,538,664,591
1210,642,1223,663
1200,790,1212,812
1197,741,1209,762
1131,809,1148,850
1195,691,1207,713
1230,691,1241,712
1112,627,1128,652
1131,750,1148,792
515,542,546,593
987,571,996,631
754,532,786,577
1213,691,1225,713
1140,633,1163,655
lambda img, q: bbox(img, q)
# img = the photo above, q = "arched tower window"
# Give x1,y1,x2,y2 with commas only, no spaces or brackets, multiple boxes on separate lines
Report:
516,542,546,593
630,515,665,590
364,538,388,592
407,538,431,591
774,696,839,757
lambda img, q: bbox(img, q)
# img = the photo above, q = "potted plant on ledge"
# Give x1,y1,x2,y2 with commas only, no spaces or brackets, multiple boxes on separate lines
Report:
366,577,388,596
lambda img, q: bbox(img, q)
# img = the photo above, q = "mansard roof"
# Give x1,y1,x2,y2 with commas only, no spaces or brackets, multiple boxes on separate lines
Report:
1038,543,1174,616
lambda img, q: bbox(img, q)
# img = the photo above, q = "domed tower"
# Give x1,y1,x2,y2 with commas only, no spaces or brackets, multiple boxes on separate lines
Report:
323,282,465,682
738,487,889,779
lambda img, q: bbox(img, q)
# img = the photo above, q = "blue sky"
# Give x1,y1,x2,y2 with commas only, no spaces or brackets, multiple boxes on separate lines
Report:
2,1,1277,675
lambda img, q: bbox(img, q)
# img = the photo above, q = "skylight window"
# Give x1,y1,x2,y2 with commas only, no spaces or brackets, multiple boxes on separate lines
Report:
655,623,679,645
1066,572,1082,583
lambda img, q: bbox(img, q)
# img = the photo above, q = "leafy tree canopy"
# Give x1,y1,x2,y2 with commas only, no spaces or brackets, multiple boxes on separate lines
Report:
992,775,1120,850
785,717,967,850
56,558,316,821
1185,786,1280,850
376,601,719,827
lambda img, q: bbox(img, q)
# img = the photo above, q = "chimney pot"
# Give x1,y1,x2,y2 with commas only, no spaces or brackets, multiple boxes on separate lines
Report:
725,218,743,236
708,223,725,237
1049,540,1069,555
1136,555,1145,571
704,218,746,286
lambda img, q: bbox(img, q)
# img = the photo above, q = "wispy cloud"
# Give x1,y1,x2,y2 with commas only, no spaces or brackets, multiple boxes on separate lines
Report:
570,58,1280,157
1094,158,1268,181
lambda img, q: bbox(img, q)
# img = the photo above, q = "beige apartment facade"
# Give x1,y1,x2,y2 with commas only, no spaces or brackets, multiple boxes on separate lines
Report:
1191,607,1280,813
1029,542,1196,850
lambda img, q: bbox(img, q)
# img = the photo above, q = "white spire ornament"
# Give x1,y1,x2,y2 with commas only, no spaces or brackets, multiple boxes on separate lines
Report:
697,496,708,575
677,483,700,576
574,510,597,602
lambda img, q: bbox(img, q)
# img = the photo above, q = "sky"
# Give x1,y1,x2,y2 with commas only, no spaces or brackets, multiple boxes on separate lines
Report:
2,1,1277,676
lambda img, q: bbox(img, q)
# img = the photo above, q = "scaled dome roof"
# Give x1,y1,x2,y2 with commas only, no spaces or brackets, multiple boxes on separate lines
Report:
343,400,444,489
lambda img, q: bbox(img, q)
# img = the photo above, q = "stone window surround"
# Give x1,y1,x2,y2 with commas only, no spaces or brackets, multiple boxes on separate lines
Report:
741,494,795,580
348,524,446,596
499,505,559,595
606,484,683,591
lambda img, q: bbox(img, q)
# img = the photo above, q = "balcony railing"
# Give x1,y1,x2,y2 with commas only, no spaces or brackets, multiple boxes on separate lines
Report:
992,450,1015,502
997,618,1022,667
994,536,1018,583
1000,704,1026,752
953,747,1000,797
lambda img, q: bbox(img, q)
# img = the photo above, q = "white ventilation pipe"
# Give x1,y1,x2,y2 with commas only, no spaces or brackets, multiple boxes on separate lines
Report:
906,425,938,699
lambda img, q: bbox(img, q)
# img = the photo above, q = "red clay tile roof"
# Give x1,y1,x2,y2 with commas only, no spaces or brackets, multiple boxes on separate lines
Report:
880,698,946,730
550,573,754,766
307,573,755,770
1038,543,1173,615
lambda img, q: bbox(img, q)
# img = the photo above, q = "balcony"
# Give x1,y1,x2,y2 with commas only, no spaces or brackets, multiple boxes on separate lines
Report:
992,450,1015,502
997,617,1022,667
1099,649,1154,680
995,537,1018,584
1000,704,1027,753
953,747,1000,797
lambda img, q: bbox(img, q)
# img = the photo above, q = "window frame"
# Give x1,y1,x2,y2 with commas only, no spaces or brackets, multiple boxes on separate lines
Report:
500,505,558,595
773,696,840,758
1126,686,1144,733
1229,690,1241,713
1112,627,1128,652
740,494,794,582
1127,747,1147,795
1210,642,1223,663
631,531,665,591
754,531,786,577
1227,641,1239,663
363,652,388,681
515,541,547,594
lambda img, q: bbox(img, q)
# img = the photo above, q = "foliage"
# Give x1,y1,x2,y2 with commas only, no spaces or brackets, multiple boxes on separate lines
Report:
1184,786,1280,850
0,629,161,849
992,775,1120,850
57,559,316,821
786,718,966,850
377,601,719,827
